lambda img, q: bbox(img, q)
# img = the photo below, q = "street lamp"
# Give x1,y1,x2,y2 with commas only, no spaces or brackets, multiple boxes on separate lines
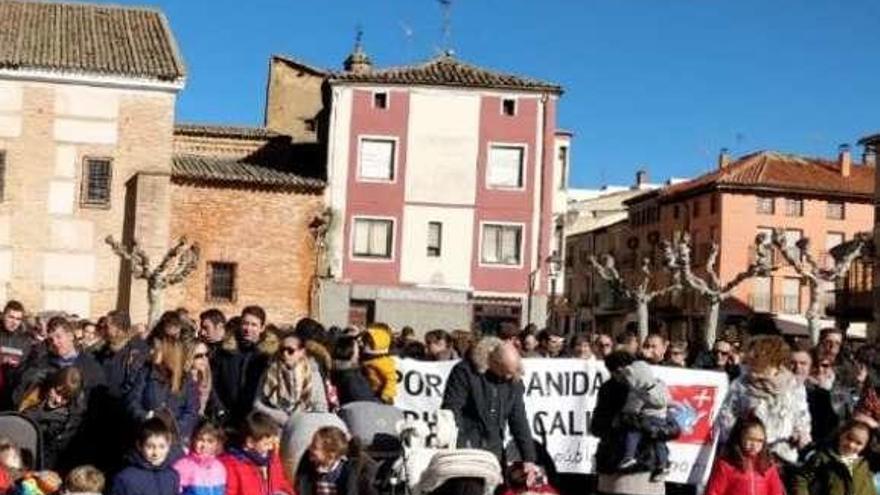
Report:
546,253,563,331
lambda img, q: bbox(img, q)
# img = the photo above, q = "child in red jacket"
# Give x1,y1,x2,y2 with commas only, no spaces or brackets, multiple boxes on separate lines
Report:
220,412,294,495
704,416,785,495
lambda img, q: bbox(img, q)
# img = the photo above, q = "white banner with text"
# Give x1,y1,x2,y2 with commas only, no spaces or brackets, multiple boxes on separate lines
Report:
394,357,728,485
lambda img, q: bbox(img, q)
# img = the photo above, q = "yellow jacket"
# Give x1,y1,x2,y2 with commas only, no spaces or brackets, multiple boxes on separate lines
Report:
363,355,397,404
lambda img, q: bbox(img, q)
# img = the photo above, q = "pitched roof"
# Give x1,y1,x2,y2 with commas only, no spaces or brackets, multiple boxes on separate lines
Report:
648,151,873,203
568,189,653,235
271,54,328,76
330,54,562,93
174,123,280,140
0,0,185,82
172,154,324,190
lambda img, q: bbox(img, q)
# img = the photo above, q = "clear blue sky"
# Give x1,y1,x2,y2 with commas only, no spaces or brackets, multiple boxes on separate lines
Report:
108,0,880,188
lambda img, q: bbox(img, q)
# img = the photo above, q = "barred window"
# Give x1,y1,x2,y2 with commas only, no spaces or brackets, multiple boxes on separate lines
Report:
827,201,845,220
427,222,442,257
756,197,774,215
785,198,804,217
208,262,236,302
82,158,112,207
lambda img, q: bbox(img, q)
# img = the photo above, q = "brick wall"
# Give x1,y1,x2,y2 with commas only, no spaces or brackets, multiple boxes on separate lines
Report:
166,181,323,324
0,78,175,320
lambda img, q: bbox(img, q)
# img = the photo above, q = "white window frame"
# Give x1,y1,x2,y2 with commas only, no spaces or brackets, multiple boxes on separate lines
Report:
372,91,390,110
501,97,517,116
350,216,396,262
478,221,526,269
485,142,528,190
357,135,398,183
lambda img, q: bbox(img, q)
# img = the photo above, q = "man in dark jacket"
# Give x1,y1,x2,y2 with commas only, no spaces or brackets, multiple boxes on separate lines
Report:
0,300,32,406
13,316,107,405
213,306,272,427
441,337,538,478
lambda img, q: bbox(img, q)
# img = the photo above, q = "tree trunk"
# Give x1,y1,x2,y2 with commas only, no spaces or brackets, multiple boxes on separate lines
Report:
636,298,649,343
147,285,163,329
704,299,720,351
807,282,822,346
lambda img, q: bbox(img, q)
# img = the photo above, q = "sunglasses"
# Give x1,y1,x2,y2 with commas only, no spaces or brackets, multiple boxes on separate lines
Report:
282,346,299,355
193,353,208,359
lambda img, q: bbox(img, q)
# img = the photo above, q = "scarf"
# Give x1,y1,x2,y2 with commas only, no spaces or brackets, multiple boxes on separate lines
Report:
261,358,313,413
231,447,270,467
745,368,793,400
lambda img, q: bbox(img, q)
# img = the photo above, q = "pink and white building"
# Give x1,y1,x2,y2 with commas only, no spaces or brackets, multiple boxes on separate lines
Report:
268,45,570,333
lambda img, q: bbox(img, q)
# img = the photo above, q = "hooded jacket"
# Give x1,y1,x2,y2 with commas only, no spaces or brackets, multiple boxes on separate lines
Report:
361,326,396,404
173,453,227,495
110,450,180,495
440,337,536,464
220,448,294,495
704,458,785,495
621,360,668,419
794,447,876,495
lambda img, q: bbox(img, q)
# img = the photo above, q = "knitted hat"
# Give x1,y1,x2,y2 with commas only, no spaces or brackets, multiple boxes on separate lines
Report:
363,324,392,356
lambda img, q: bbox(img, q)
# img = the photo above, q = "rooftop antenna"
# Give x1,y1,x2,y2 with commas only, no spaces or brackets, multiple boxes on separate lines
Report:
438,0,453,56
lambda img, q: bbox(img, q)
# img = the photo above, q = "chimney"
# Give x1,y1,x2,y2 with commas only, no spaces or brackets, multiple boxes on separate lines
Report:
838,143,851,178
718,147,731,169
863,145,877,168
635,169,648,188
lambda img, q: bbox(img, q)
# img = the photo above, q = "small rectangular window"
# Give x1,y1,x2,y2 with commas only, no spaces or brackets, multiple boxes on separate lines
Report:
557,146,568,191
353,218,393,259
304,118,317,132
0,151,5,202
692,199,701,218
373,92,388,109
502,98,516,116
207,262,236,302
427,222,442,257
82,158,112,207
827,201,845,220
481,224,522,265
757,197,775,215
785,198,804,217
358,138,395,181
487,145,525,188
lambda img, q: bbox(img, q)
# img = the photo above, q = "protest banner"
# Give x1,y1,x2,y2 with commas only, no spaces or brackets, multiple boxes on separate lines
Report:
394,357,728,486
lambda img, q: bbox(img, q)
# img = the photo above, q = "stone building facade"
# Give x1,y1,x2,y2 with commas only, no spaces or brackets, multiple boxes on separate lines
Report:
0,0,184,321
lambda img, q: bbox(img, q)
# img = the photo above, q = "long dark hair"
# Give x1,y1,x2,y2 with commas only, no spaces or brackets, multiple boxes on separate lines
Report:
722,416,774,474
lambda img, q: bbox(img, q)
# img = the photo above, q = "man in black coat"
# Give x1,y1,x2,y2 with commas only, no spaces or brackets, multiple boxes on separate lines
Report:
13,316,107,405
441,337,538,479
0,300,32,407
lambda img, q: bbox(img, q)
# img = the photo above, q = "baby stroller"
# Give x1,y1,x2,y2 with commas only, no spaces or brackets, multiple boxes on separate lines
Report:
339,401,405,495
0,413,42,470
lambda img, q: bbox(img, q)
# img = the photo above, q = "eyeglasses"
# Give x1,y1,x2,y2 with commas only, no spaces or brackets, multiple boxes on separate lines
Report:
282,347,298,355
193,353,208,360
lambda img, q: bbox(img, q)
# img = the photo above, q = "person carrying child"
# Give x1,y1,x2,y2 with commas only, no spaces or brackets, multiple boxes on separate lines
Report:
704,416,785,495
616,359,671,481
793,420,876,495
19,367,86,470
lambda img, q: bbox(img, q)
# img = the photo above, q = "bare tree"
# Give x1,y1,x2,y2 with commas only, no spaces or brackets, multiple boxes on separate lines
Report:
590,251,681,342
667,233,774,350
106,236,200,326
771,230,868,344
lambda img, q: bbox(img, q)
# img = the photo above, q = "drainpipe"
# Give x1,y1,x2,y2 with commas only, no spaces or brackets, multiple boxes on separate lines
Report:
535,92,550,327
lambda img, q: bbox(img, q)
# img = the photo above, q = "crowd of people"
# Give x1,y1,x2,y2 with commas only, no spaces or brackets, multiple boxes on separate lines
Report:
0,297,876,495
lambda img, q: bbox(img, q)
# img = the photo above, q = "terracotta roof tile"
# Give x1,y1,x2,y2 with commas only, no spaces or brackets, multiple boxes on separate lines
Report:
172,154,324,190
0,0,185,82
331,54,562,93
657,151,873,202
174,123,280,140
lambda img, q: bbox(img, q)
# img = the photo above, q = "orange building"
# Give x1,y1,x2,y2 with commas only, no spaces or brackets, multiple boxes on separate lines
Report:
623,147,873,340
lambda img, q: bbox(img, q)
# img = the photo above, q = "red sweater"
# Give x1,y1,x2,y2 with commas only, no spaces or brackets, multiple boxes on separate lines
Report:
704,458,785,495
220,449,294,495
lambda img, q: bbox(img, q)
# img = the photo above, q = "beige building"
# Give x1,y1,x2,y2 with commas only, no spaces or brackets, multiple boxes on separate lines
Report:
0,0,185,321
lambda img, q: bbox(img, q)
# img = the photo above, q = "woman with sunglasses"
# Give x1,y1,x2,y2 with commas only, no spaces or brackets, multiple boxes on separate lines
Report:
184,339,227,425
253,329,329,426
